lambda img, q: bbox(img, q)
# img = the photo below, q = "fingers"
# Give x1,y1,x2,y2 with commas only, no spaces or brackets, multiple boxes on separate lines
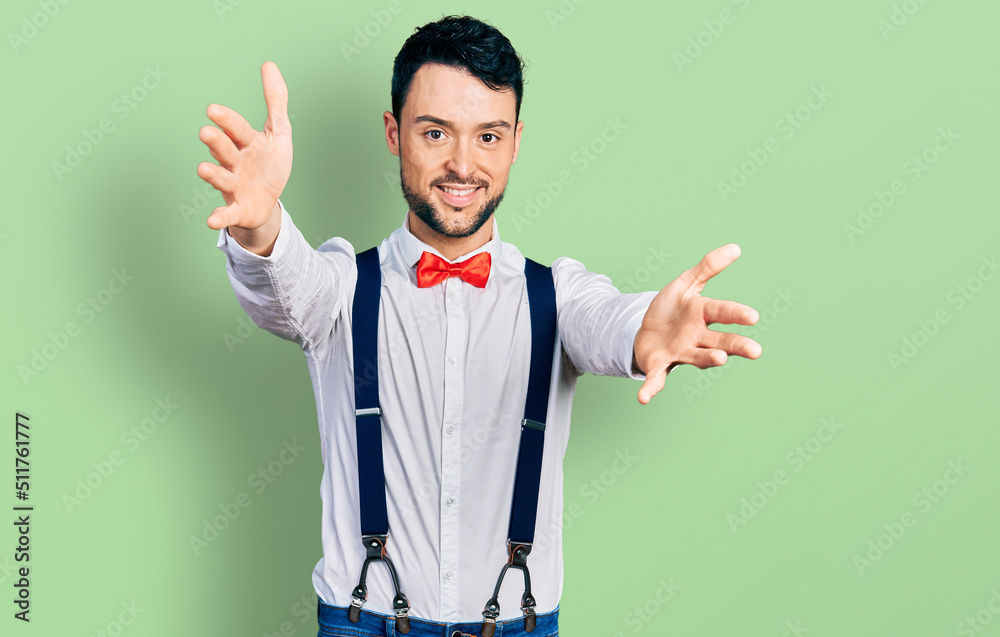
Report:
637,367,667,405
206,103,256,149
683,243,741,293
261,61,290,131
636,351,724,404
197,161,236,194
703,298,759,326
689,348,728,368
699,329,762,359
207,202,242,231
199,125,241,168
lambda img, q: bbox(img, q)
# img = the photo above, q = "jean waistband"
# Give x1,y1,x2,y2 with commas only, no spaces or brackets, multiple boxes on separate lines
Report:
317,597,559,637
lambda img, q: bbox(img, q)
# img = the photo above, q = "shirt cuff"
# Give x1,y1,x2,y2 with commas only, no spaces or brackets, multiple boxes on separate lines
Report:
622,291,657,381
215,199,292,264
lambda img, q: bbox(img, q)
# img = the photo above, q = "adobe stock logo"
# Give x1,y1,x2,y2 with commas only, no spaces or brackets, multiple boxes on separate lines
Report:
83,600,145,637
62,397,179,514
510,117,627,233
188,439,307,556
955,588,1000,637
222,314,259,354
7,0,73,55
615,246,672,294
532,448,640,556
727,416,844,533
716,86,833,201
887,254,996,372
18,268,136,385
598,577,682,637
51,66,168,182
340,0,411,63
843,127,958,244
877,0,932,40
851,459,970,576
672,0,754,72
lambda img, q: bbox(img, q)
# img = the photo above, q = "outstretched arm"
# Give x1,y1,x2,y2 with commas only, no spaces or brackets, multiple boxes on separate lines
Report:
205,62,353,355
632,243,763,404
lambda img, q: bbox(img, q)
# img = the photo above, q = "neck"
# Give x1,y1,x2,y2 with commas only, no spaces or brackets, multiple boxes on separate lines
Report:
407,210,494,261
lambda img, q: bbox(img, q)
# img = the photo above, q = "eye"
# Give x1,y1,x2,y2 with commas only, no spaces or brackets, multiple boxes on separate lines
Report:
426,129,444,140
481,133,497,143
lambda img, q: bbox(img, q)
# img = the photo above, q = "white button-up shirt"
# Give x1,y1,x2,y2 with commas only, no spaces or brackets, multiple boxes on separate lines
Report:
216,201,656,622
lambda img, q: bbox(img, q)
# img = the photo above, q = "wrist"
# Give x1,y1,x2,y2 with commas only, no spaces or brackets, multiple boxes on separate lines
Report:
227,201,282,256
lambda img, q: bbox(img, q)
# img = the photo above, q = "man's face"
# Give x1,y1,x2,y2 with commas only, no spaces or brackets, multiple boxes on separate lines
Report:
384,63,523,239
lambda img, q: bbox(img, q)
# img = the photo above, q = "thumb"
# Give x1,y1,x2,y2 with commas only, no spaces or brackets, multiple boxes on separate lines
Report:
261,61,289,129
207,203,240,231
637,366,667,405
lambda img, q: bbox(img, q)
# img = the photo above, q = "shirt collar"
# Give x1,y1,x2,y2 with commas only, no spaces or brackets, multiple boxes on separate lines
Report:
397,210,502,270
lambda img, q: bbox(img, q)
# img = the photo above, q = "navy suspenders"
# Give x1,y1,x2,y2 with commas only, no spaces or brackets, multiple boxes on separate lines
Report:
481,257,557,636
348,246,556,635
348,247,411,631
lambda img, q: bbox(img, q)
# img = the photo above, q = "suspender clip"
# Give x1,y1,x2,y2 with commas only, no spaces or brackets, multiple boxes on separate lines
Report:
347,597,364,623
481,614,498,637
394,605,411,634
348,534,411,633
520,418,545,431
481,541,536,635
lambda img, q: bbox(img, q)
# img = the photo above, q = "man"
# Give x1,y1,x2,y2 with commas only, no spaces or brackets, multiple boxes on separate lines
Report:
199,15,761,637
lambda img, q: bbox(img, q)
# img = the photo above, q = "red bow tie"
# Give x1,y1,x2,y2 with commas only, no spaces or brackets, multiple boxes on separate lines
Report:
415,250,491,288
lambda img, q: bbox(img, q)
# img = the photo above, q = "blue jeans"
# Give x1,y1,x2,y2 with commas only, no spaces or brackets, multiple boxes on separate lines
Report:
317,597,559,637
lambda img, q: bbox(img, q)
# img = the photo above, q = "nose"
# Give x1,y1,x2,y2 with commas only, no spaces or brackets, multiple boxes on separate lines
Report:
444,139,474,182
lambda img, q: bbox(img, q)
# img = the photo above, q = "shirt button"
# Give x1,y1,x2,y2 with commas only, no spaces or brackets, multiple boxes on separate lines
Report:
446,426,454,435
446,498,455,507
448,355,457,365
445,571,454,580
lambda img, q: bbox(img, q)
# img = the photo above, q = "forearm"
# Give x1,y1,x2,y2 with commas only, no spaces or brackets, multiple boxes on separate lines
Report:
554,256,656,379
217,200,354,352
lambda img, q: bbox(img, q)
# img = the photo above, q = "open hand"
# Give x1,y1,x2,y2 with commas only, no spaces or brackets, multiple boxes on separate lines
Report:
198,61,292,233
633,243,762,404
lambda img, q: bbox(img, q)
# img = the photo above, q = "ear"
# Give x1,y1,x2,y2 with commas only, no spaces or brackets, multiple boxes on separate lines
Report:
384,110,400,157
511,119,524,164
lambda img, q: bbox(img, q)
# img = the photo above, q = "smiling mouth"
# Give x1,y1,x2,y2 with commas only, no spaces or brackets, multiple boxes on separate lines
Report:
435,185,483,206
437,185,479,196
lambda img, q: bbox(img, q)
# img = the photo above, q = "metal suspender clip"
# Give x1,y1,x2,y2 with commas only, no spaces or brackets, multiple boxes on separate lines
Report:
481,541,537,636
348,533,411,633
520,418,545,432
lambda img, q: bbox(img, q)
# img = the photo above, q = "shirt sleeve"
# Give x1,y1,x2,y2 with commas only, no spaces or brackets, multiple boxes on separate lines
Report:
552,256,658,380
215,199,356,355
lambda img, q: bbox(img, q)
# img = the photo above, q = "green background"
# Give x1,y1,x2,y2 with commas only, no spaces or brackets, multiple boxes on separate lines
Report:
3,0,998,635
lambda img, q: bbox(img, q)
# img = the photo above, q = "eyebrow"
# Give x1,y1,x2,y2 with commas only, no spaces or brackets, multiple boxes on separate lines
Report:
413,115,512,131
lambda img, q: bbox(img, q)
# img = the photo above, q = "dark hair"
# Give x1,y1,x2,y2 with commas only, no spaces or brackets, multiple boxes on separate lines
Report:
391,15,526,124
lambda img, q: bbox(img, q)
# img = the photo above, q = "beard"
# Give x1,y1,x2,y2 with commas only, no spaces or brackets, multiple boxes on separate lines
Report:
399,161,505,239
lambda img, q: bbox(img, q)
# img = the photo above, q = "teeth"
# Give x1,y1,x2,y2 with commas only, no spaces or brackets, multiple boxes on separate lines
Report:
441,186,476,196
